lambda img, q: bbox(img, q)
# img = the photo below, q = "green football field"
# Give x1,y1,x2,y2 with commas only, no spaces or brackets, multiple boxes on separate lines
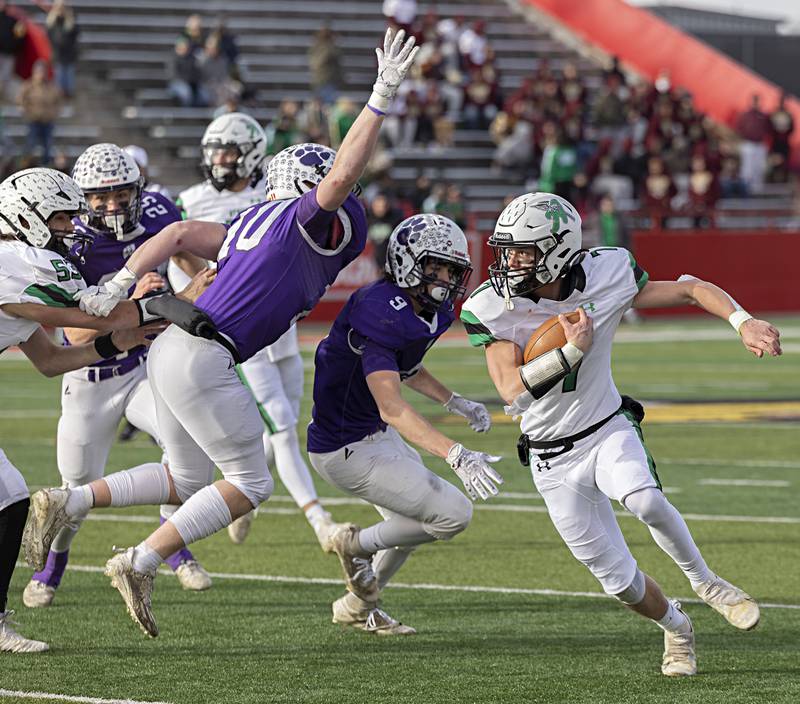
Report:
1,316,799,704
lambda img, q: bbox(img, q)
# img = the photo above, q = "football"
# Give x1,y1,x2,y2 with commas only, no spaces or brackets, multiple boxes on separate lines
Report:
523,311,581,363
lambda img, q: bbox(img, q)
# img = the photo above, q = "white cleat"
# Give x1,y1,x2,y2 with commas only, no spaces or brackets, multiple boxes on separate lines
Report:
105,548,158,638
174,560,212,591
332,595,416,636
21,488,73,572
0,611,49,653
661,602,697,677
227,510,255,544
693,576,760,630
310,511,339,552
329,523,379,603
22,580,56,608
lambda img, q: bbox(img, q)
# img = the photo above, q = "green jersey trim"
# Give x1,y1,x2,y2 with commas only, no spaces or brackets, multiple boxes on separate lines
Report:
627,251,649,291
460,308,496,347
23,283,79,308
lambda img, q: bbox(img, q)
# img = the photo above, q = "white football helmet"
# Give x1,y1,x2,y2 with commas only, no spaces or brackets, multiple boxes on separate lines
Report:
267,142,361,201
385,214,472,311
202,112,267,192
0,167,90,257
488,192,582,300
72,143,144,240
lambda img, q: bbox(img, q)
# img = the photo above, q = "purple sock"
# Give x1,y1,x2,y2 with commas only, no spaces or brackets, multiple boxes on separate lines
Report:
32,549,70,588
159,515,195,571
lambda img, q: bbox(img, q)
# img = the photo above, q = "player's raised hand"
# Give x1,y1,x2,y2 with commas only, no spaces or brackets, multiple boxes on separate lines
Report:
559,307,593,353
444,392,492,432
131,272,166,299
369,28,420,113
739,318,781,358
446,443,503,501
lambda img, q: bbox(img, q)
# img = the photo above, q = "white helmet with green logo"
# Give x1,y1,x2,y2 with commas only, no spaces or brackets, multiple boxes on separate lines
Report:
202,112,267,191
488,192,582,299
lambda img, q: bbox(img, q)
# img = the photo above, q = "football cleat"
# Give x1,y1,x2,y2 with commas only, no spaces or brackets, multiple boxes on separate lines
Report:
105,548,158,638
329,524,378,603
310,510,338,553
174,560,212,591
22,488,74,572
661,602,696,677
0,611,49,653
227,510,255,544
22,580,56,609
693,576,760,630
332,595,416,636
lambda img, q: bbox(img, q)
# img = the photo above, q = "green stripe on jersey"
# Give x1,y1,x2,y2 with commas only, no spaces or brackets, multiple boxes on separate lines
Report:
235,365,278,435
460,309,496,347
627,251,649,290
23,283,78,308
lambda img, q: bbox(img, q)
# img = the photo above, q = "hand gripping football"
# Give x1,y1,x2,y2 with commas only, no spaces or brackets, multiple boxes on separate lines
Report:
523,311,581,363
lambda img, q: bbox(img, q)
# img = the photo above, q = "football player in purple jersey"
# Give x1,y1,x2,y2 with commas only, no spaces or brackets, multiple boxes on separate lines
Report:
22,144,213,611
23,28,421,638
307,214,502,634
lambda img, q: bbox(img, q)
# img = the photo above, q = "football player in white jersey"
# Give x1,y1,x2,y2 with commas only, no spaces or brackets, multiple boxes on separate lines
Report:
170,112,336,548
22,145,213,610
461,192,781,677
0,168,159,653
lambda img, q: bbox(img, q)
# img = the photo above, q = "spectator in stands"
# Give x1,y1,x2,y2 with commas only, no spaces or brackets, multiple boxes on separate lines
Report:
199,35,235,107
123,145,172,200
0,0,27,101
463,65,500,131
735,93,771,193
308,23,343,106
408,173,432,212
458,20,490,69
167,38,206,107
604,55,626,87
367,192,404,272
768,93,793,184
266,100,301,154
422,182,445,213
642,155,676,229
181,13,205,56
538,123,578,200
298,97,330,146
435,183,466,228
491,112,533,176
211,14,239,68
584,193,630,249
382,0,417,36
329,96,358,149
51,149,70,174
46,0,79,99
17,59,61,165
592,73,627,149
719,154,747,199
686,154,719,228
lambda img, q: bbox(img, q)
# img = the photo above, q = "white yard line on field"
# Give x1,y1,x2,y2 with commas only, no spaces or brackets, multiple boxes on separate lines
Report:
698,478,791,487
661,457,800,469
22,563,799,612
0,690,171,704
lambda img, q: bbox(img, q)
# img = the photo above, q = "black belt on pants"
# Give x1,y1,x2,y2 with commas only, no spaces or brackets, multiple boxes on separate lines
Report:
211,332,243,366
518,405,622,464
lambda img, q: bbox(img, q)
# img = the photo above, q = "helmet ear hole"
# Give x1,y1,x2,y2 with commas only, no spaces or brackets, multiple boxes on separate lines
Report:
17,214,30,229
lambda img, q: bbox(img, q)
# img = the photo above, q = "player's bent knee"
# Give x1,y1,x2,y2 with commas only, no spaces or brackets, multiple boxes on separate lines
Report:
613,568,647,605
424,495,473,541
229,470,274,509
623,487,672,526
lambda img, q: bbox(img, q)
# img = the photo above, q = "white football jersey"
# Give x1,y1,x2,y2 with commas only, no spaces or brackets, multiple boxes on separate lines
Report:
170,177,298,361
461,247,648,440
0,239,85,350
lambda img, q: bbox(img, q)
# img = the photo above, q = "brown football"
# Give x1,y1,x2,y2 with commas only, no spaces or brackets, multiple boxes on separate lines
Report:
523,311,581,363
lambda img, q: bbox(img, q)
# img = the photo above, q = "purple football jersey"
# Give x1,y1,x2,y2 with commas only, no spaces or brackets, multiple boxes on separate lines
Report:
196,187,367,361
67,190,181,370
307,279,455,454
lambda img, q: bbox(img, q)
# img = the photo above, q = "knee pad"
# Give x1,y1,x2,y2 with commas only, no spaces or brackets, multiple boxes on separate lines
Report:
423,496,473,541
623,487,672,526
614,568,646,605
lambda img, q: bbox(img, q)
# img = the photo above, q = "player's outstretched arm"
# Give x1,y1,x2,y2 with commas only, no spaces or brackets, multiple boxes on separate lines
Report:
633,277,781,357
2,299,146,332
316,28,419,212
404,367,492,432
367,369,502,500
18,323,165,377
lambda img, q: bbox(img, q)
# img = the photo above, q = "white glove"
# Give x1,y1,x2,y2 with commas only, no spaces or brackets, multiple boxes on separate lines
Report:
74,267,137,317
369,28,420,113
446,443,503,501
503,390,534,420
444,393,492,433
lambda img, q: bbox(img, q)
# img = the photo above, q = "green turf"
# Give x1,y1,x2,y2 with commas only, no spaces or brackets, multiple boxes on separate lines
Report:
1,317,798,703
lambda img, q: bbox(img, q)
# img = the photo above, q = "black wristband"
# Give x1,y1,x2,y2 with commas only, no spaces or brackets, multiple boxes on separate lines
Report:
94,333,123,359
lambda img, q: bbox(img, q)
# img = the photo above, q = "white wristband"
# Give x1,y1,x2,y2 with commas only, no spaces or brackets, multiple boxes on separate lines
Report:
367,91,391,114
111,266,138,290
728,310,753,334
561,342,584,366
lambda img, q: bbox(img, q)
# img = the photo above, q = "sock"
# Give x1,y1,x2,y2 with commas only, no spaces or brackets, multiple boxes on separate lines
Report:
342,591,373,615
159,515,194,571
105,462,171,507
31,549,70,588
131,542,163,576
65,485,93,516
656,601,691,634
358,516,435,553
305,502,327,525
373,546,416,590
0,498,29,612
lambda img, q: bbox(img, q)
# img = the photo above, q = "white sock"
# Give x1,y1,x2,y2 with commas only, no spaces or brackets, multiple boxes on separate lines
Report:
131,542,163,576
358,517,435,553
374,545,416,590
305,502,327,525
656,601,691,634
271,427,318,508
105,463,171,507
64,485,93,517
